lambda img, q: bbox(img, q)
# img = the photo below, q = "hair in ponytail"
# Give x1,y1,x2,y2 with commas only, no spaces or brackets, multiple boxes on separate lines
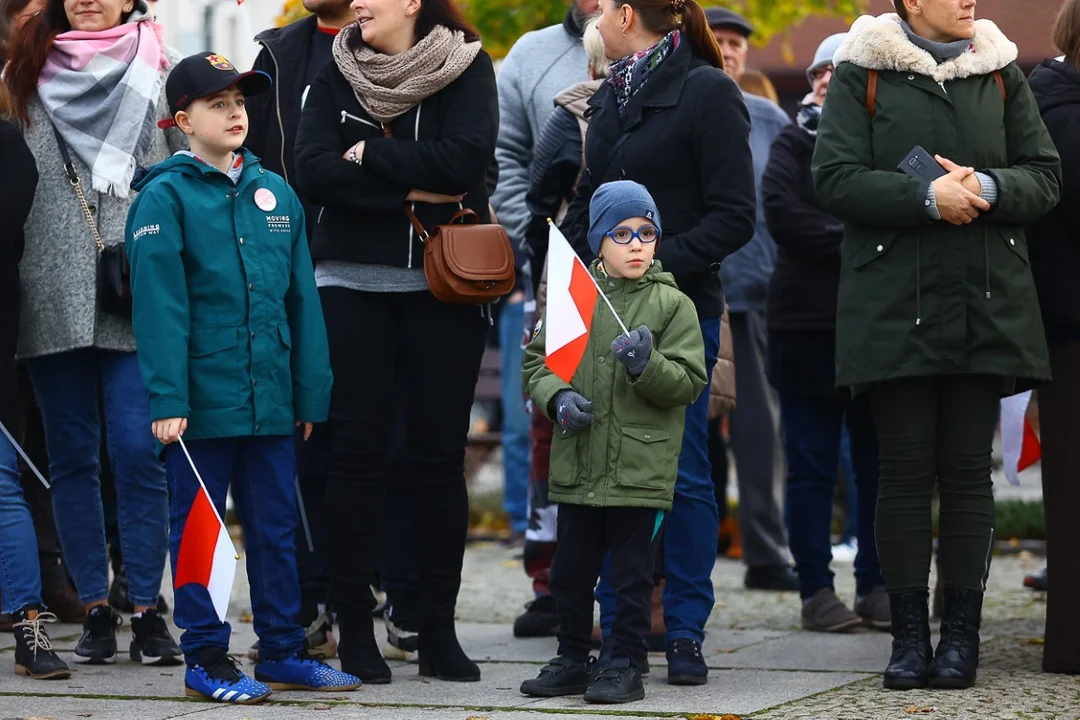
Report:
618,0,725,70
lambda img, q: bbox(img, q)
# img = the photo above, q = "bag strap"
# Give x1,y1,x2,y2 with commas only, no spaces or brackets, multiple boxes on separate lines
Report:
867,69,879,119
867,68,1006,120
50,122,105,254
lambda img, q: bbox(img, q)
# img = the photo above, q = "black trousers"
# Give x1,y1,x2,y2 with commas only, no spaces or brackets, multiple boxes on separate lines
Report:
550,504,664,671
320,287,487,621
1039,342,1080,674
868,375,1000,593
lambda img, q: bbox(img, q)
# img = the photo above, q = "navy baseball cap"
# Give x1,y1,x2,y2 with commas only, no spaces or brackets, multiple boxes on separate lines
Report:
165,52,272,117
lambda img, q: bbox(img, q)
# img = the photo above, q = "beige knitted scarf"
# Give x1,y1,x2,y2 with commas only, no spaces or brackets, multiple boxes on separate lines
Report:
332,24,481,123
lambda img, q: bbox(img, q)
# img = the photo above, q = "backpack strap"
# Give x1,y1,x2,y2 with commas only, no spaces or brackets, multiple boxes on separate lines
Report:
866,69,878,119
993,70,1007,102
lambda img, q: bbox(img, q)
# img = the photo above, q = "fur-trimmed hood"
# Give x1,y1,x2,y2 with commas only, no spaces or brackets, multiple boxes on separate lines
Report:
833,13,1018,83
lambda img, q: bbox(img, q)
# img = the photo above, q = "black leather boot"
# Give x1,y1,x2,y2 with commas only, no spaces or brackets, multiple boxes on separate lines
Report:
929,587,983,689
418,617,480,682
336,606,391,684
883,590,933,690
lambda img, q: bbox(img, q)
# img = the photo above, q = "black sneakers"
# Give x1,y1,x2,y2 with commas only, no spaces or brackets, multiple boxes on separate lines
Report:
12,607,70,680
520,656,595,697
74,605,122,664
584,658,645,704
130,609,183,666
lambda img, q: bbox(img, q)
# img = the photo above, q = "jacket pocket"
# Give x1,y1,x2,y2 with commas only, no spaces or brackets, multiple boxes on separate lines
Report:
188,327,246,410
999,228,1030,265
549,433,586,489
616,425,675,490
851,231,900,269
272,323,295,406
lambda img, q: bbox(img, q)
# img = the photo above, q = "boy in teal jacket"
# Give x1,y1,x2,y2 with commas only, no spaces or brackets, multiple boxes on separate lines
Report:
125,52,357,705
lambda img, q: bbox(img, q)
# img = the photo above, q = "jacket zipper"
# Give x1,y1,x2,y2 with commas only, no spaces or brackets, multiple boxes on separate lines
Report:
984,228,991,300
260,42,290,185
407,102,423,269
317,207,325,225
915,231,922,326
340,111,380,130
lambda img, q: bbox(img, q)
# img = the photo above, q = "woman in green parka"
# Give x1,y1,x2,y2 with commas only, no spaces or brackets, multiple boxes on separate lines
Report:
812,0,1061,692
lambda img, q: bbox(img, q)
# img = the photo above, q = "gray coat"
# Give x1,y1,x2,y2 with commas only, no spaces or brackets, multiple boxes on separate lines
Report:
17,57,186,360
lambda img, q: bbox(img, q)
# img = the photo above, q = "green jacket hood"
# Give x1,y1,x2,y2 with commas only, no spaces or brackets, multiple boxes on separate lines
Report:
590,259,679,293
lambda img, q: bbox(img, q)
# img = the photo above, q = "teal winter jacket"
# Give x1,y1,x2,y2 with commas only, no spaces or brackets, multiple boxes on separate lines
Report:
125,150,332,440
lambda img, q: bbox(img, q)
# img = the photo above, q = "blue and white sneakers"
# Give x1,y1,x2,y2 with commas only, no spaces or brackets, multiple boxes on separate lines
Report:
185,648,272,705
255,653,363,691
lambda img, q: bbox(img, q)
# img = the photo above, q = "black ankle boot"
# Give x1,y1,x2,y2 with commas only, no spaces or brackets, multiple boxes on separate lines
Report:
12,607,70,680
929,587,983,689
883,591,933,690
418,617,480,682
336,606,391,684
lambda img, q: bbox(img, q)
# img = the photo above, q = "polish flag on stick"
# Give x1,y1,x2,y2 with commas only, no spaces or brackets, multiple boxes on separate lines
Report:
174,437,238,624
1000,390,1041,486
544,222,626,383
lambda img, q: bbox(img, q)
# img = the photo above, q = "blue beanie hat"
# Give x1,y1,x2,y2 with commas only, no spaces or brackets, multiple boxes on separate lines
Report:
587,181,662,257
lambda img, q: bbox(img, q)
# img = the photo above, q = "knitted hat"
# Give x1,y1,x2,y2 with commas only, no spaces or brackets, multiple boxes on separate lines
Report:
806,33,847,85
588,181,662,257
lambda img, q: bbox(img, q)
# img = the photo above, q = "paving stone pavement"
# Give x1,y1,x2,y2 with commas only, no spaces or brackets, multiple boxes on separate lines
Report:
0,546,1070,720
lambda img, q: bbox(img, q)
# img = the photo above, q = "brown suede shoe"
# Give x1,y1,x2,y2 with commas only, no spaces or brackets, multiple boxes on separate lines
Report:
801,588,861,633
854,586,891,630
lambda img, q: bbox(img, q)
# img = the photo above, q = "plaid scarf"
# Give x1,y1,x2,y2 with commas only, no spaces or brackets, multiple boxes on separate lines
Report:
37,12,167,198
607,30,680,112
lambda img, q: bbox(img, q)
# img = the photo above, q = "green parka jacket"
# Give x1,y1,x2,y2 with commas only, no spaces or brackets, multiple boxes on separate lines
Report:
812,14,1062,392
522,261,707,511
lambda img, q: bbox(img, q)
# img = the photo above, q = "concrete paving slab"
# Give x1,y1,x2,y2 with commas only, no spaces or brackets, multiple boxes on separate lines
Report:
702,627,893,673
200,706,680,720
524,668,872,716
0,693,215,720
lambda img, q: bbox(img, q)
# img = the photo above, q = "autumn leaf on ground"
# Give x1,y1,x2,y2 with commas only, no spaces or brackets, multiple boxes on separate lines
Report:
1027,637,1046,645
686,714,741,720
904,705,937,714
465,716,490,720
238,610,254,623
313,704,332,711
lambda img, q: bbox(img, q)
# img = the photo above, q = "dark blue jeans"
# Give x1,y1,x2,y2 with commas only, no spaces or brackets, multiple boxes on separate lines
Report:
27,349,168,606
597,318,721,644
780,393,884,599
0,430,42,614
166,436,305,661
499,299,530,534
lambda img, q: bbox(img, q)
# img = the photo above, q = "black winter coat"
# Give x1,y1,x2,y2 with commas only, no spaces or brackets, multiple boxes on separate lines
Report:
295,50,498,270
1027,58,1080,347
0,121,38,428
763,123,845,332
564,40,756,319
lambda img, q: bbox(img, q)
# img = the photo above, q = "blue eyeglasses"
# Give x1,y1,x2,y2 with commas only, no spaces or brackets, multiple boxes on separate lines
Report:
604,224,660,245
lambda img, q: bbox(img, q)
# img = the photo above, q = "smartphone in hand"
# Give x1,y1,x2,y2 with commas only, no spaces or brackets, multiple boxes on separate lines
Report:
898,146,947,181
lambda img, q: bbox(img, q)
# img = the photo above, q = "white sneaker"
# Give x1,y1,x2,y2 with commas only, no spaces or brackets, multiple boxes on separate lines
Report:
831,539,858,564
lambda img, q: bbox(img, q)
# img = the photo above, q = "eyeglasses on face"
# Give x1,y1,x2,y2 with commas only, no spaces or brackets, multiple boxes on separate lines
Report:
604,224,660,245
811,64,835,81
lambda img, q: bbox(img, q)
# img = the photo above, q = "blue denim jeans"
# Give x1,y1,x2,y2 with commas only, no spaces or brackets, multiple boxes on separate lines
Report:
499,300,531,534
27,349,168,607
0,431,42,614
165,436,305,661
597,318,721,645
838,427,858,545
780,393,884,599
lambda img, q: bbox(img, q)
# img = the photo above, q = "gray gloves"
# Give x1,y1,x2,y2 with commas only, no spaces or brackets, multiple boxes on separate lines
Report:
611,325,654,377
552,390,593,435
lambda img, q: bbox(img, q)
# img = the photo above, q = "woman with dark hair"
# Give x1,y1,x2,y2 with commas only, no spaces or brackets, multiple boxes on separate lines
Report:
564,0,756,687
4,0,185,667
813,0,1061,691
295,0,497,685
1026,0,1080,677
0,64,70,683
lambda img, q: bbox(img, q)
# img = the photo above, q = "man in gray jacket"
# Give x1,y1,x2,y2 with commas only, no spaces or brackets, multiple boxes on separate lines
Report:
492,0,597,638
706,7,797,592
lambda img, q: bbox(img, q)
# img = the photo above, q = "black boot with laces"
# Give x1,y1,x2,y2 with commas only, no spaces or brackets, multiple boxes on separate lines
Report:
884,590,933,690
130,608,183,666
929,587,983,689
12,606,70,680
666,638,708,685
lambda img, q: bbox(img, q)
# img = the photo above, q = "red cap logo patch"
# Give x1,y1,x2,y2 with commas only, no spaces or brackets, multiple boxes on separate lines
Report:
206,54,235,71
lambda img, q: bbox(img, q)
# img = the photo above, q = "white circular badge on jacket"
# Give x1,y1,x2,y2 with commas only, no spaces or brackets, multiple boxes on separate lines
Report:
254,188,277,212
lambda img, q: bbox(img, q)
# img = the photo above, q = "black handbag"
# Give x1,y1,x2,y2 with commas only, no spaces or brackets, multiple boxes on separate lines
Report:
51,123,132,319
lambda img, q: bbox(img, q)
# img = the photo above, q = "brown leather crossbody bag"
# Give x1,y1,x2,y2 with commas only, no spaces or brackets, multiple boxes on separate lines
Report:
378,122,514,304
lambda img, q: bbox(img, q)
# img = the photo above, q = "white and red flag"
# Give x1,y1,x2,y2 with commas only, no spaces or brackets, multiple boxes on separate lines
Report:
1000,390,1041,486
544,224,601,382
174,438,237,624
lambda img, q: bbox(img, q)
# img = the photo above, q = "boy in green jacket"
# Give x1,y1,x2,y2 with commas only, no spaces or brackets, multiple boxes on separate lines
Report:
125,52,358,705
519,181,707,704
